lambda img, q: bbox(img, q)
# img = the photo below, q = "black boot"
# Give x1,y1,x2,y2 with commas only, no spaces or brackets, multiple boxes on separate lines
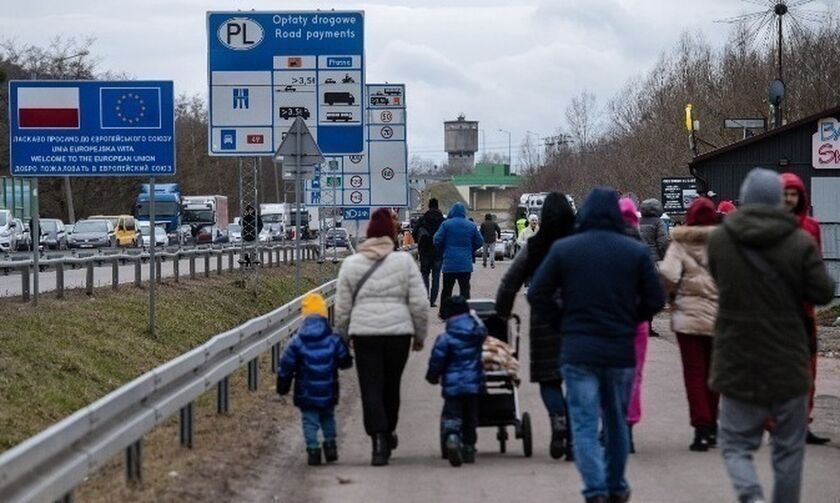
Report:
323,439,338,463
446,433,463,467
690,427,710,452
462,444,476,464
628,425,635,454
307,447,322,466
371,433,390,466
585,496,608,503
549,414,568,460
806,430,831,445
708,424,718,448
389,432,399,451
609,491,631,503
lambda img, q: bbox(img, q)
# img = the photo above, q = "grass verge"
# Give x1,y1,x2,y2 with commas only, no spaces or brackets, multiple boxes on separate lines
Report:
0,261,338,451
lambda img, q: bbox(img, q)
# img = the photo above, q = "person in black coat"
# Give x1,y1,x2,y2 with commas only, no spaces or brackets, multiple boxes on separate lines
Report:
495,192,576,460
412,198,445,306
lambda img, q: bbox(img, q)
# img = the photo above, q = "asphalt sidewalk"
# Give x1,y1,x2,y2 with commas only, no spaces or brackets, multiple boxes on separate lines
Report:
248,261,840,502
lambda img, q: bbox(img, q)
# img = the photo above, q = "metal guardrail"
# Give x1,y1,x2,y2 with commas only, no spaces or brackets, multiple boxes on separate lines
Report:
0,243,321,301
0,279,339,503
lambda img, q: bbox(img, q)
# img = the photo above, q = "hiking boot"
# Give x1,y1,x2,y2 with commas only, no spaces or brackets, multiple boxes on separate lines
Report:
371,433,390,466
585,496,608,503
690,427,710,452
462,444,476,464
307,447,322,466
446,433,463,467
609,491,631,503
549,414,568,460
806,430,831,445
323,439,338,463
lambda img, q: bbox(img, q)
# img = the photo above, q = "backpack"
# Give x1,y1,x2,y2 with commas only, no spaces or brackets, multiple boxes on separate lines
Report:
416,225,433,250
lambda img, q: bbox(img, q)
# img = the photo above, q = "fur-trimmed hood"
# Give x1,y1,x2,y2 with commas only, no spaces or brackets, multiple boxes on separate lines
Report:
669,225,715,245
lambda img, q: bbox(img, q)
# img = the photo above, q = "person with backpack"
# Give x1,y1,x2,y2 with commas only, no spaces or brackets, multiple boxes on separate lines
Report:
708,168,834,503
426,295,487,467
276,293,353,466
334,208,429,466
412,198,445,307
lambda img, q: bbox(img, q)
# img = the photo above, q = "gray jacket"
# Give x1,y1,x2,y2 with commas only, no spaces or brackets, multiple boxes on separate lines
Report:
639,199,669,262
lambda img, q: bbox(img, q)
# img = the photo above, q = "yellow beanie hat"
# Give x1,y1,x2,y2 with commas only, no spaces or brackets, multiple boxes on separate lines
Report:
302,292,328,318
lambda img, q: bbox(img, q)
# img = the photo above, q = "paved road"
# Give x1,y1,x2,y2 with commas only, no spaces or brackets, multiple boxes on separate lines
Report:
239,262,840,502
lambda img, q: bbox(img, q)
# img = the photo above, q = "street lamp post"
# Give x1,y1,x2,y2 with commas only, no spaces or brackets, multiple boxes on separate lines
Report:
498,129,511,169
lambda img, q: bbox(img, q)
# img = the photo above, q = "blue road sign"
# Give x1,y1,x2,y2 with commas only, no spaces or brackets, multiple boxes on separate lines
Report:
207,11,365,156
342,207,370,220
8,80,175,177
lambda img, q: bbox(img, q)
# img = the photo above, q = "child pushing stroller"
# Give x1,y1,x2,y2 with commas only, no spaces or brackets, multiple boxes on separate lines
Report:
426,295,488,467
277,293,353,466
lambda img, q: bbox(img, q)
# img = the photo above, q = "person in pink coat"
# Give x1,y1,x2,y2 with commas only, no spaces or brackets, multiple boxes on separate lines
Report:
618,197,649,453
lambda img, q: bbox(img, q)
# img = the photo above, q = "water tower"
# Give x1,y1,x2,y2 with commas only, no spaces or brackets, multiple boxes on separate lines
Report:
444,114,479,172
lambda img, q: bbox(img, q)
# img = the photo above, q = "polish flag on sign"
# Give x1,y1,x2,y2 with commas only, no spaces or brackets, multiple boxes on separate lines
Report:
17,87,80,129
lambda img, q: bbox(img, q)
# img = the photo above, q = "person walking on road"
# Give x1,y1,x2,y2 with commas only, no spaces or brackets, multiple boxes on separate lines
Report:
426,295,487,467
529,188,665,503
708,168,834,503
618,197,649,454
639,198,669,337
276,293,353,466
480,213,501,269
433,202,483,315
413,198,445,307
781,172,830,446
658,197,720,452
334,208,430,466
496,192,576,460
517,214,539,248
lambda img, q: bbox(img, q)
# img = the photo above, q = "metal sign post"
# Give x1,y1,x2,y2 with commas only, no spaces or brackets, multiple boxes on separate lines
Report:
149,177,156,336
31,179,39,306
275,117,324,295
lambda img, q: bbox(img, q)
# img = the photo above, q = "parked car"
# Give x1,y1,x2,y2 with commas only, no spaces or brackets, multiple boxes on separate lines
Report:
500,230,516,258
14,218,32,251
0,209,16,252
39,218,68,250
228,223,242,244
325,228,350,249
138,222,167,248
474,232,511,260
67,219,115,249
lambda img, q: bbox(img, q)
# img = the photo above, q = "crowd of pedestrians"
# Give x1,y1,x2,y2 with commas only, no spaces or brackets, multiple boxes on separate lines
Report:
275,170,834,502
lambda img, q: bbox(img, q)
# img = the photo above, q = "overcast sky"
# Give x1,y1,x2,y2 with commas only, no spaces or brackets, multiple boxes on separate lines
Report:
2,0,829,168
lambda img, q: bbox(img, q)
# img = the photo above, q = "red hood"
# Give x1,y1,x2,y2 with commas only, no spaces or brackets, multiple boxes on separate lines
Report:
781,172,809,217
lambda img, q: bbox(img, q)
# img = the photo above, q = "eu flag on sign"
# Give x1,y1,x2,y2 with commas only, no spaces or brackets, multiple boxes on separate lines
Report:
100,87,162,129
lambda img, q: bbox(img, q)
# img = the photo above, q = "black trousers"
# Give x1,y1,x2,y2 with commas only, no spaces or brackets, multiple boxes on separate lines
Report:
442,395,480,445
440,272,471,307
353,335,412,436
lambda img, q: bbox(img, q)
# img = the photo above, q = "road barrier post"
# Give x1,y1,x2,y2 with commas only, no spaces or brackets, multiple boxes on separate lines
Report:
179,403,194,449
85,262,94,296
228,250,234,271
111,260,119,290
217,253,222,275
204,253,210,278
173,256,179,283
217,376,230,414
189,256,196,279
155,257,162,284
134,259,141,287
125,439,143,484
56,262,64,299
268,248,273,268
21,266,30,302
270,343,279,371
247,358,258,391
283,247,288,263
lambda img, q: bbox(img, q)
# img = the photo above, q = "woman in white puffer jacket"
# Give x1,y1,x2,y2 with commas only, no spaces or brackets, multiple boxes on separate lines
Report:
334,208,429,466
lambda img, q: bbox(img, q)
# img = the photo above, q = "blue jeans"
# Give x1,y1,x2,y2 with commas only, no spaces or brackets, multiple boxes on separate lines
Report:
301,406,337,449
561,364,635,499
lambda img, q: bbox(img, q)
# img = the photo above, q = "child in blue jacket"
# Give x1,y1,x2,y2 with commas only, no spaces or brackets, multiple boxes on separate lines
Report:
426,295,487,466
277,293,353,466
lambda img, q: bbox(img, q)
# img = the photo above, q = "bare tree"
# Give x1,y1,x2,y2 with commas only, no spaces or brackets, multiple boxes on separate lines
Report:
565,91,600,151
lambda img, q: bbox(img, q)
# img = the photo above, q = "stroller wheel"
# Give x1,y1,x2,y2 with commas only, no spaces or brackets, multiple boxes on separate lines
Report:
497,426,508,453
522,412,533,458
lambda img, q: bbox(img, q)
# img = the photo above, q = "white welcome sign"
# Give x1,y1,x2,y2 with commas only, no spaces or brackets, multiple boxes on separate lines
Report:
812,117,840,169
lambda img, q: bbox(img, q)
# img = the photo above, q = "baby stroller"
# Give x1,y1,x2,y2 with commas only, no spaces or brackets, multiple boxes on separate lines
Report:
439,299,533,458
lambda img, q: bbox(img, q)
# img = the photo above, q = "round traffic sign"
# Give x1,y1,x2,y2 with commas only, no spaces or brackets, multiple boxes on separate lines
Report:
350,175,363,188
350,191,363,204
380,126,394,139
349,155,364,164
380,111,393,123
381,167,395,180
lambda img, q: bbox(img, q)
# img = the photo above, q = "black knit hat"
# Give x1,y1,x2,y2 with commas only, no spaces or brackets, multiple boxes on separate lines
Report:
441,295,470,319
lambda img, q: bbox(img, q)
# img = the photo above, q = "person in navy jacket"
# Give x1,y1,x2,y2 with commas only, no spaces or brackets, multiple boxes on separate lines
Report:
433,202,483,316
426,295,487,467
277,292,353,466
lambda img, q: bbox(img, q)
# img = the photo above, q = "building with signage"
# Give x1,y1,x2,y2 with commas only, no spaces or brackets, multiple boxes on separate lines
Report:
451,162,522,226
689,104,840,295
